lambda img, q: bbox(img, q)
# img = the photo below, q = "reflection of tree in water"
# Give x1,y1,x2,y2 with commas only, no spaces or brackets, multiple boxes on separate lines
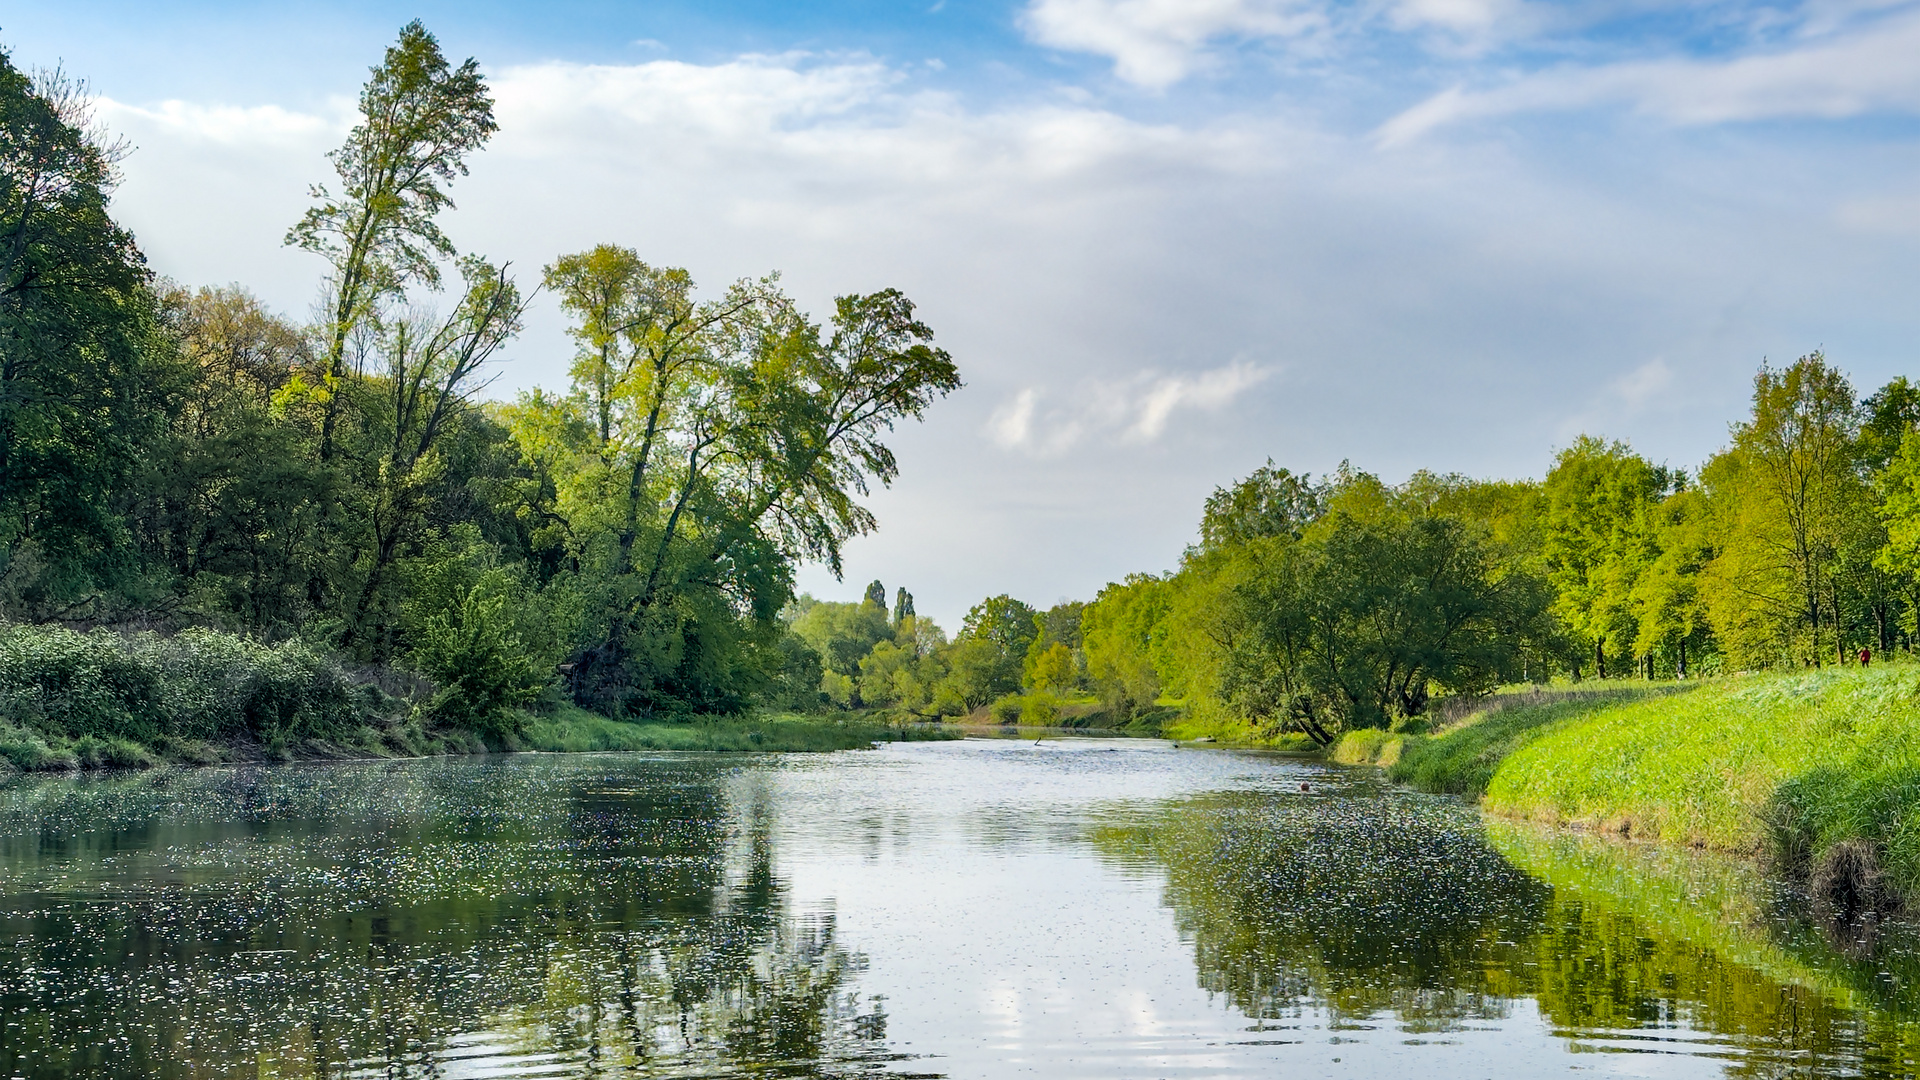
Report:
1099,781,1920,1078
1095,785,1549,1030
0,758,911,1078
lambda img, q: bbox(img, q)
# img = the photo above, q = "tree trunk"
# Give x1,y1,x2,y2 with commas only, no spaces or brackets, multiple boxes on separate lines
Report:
1677,639,1688,680
1595,638,1606,680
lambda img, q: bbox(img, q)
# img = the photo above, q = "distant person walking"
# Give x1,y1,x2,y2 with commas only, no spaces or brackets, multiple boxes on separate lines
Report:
1860,647,1872,667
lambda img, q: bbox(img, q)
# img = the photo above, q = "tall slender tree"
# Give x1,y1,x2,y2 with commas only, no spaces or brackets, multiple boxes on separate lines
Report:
287,21,496,460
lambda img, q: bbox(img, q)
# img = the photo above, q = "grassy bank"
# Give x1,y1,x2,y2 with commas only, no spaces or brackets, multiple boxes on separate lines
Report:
0,624,961,771
1379,667,1920,914
519,705,962,753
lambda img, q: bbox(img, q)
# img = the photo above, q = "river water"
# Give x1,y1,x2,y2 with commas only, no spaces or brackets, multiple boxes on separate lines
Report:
1,736,1919,1077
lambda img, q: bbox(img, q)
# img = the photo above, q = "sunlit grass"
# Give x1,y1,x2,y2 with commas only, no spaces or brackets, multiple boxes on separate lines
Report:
517,704,962,754
1388,666,1920,905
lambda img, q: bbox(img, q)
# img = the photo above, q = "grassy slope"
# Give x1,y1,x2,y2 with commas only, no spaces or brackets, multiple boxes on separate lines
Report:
1394,666,1920,904
1383,688,1660,795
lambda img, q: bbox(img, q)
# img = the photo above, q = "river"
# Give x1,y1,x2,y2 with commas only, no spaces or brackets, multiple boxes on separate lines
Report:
0,736,1916,1077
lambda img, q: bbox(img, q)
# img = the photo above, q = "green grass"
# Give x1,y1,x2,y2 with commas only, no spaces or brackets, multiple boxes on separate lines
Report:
1387,687,1658,796
1389,666,1920,909
518,704,963,754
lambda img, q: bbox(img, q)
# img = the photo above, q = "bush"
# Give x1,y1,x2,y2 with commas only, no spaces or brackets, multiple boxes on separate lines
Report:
405,573,546,740
989,693,1023,724
1019,691,1059,726
0,624,363,746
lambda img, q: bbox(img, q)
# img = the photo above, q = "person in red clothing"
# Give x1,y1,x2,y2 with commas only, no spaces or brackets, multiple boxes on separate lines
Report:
1860,646,1872,667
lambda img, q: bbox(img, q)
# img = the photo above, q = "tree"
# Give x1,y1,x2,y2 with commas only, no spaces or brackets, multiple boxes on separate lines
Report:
1196,460,1324,554
956,594,1037,699
519,254,960,714
133,285,325,632
1700,355,1864,666
1218,478,1552,742
341,258,527,659
287,20,496,460
1081,575,1170,717
1539,437,1673,679
0,58,170,619
1630,488,1714,677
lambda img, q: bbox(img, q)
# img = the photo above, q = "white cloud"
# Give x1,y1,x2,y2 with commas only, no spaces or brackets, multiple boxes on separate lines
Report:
1836,193,1920,236
1378,7,1920,143
988,388,1040,448
1390,0,1510,33
1614,357,1673,409
98,98,344,145
989,362,1272,455
1019,0,1326,88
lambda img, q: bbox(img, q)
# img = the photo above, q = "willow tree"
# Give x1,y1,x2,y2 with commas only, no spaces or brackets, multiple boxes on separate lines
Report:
286,20,496,460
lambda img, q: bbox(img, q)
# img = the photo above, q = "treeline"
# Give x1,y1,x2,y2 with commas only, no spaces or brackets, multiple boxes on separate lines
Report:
0,26,957,738
785,584,1089,723
1081,353,1920,744
813,353,1920,743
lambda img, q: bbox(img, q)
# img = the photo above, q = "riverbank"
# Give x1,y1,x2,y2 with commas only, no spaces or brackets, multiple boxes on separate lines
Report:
1338,667,1920,915
0,624,959,772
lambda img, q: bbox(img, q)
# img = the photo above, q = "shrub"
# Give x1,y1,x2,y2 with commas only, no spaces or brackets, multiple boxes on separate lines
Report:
1019,691,1059,726
989,694,1023,724
0,624,365,748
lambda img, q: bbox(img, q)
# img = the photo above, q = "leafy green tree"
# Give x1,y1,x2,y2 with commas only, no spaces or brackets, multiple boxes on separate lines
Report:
134,285,326,632
1539,437,1674,679
1195,460,1324,554
513,261,958,715
1630,488,1714,677
287,20,496,460
342,259,527,659
0,59,168,618
1700,355,1865,667
790,597,890,679
1026,642,1076,694
951,594,1036,700
1081,575,1170,717
1218,476,1553,742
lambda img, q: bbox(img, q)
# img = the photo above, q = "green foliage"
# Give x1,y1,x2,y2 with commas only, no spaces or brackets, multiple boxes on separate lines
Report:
405,582,544,740
1211,473,1555,741
0,59,167,618
1540,436,1676,677
518,703,960,753
1081,575,1169,717
0,624,367,747
1195,459,1325,553
988,694,1023,724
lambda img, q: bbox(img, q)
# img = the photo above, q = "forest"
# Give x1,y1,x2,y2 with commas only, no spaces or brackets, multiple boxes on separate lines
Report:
0,26,958,757
5,23,1920,760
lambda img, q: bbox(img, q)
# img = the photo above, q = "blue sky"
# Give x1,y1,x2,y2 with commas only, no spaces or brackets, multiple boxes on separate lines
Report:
10,1,1920,628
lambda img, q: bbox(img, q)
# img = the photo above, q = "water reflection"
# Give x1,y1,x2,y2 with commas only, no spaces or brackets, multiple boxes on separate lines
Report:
0,758,900,1078
1094,767,1920,1078
9,743,1920,1077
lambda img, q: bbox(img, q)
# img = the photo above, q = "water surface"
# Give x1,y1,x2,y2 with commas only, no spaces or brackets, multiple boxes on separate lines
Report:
0,737,1916,1077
